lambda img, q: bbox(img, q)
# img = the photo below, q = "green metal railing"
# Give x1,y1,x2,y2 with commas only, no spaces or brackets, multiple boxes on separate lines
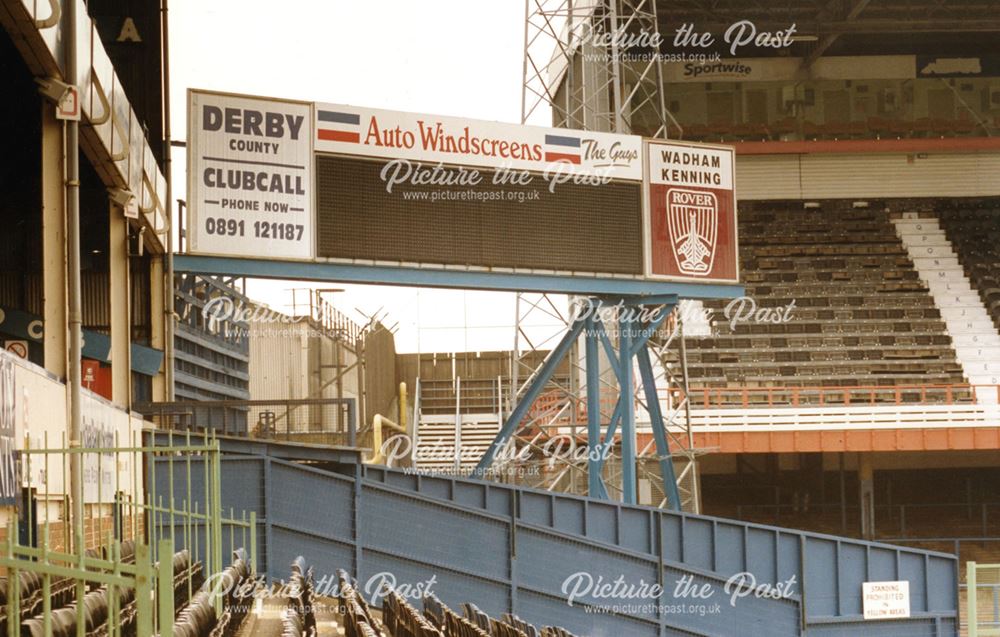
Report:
0,429,255,637
141,431,257,584
968,561,1000,637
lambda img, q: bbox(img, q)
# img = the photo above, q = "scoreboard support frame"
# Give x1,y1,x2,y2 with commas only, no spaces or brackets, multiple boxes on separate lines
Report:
172,255,743,299
473,294,683,508
173,255,742,509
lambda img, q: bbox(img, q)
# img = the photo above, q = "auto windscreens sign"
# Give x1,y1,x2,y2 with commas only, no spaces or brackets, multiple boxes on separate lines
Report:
644,140,738,283
313,103,643,181
187,90,314,259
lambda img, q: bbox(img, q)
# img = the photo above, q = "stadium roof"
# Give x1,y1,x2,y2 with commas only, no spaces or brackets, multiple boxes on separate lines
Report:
655,0,1000,64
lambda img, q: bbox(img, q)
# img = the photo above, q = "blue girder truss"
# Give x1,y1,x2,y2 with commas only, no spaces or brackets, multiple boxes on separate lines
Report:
474,294,690,508
171,255,744,507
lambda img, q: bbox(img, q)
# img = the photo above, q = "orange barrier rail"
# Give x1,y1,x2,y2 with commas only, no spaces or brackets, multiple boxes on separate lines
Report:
686,384,1000,409
529,384,1000,420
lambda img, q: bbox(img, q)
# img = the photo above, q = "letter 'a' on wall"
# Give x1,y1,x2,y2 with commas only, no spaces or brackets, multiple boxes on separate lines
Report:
644,139,739,283
187,90,315,260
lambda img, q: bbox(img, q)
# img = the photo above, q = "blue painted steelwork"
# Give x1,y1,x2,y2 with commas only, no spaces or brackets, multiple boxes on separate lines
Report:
619,313,637,505
155,455,959,636
636,346,682,511
171,256,736,506
474,316,587,475
475,296,682,504
580,300,679,505
584,317,606,500
172,255,745,299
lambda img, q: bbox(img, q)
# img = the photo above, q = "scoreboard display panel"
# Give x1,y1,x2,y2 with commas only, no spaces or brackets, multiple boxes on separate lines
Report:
186,89,738,287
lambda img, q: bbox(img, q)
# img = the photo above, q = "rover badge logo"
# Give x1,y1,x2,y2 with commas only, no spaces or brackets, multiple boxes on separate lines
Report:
667,188,718,276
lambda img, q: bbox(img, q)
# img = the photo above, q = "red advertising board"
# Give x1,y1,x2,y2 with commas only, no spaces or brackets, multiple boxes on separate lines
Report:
81,359,113,401
644,140,739,283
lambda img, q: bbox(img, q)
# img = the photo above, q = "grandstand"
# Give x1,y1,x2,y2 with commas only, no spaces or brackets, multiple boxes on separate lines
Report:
692,200,966,395
939,204,1000,331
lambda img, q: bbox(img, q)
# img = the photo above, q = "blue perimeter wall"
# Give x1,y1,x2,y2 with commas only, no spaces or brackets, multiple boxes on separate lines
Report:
154,456,958,637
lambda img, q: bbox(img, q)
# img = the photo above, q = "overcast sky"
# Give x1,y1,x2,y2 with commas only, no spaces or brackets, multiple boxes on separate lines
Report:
170,0,567,353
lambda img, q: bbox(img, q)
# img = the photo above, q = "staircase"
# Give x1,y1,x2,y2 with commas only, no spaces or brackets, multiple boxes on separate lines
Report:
414,413,502,473
413,377,503,473
893,214,1000,402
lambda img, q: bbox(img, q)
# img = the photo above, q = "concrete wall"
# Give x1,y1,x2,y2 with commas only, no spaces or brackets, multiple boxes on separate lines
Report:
362,324,397,427
0,350,143,544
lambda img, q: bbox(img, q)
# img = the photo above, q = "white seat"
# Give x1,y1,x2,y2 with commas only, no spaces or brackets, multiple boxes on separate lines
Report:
938,293,989,308
941,307,991,321
963,361,1000,374
968,374,1000,385
926,279,974,294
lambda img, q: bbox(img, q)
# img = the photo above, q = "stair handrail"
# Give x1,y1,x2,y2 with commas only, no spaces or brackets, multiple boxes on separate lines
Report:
411,377,422,456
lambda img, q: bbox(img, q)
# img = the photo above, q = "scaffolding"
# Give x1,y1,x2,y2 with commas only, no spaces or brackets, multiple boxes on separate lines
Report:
521,0,678,136
500,1,703,509
503,295,703,511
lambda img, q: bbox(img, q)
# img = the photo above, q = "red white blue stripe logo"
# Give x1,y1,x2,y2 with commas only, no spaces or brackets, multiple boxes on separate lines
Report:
544,134,581,164
317,110,360,143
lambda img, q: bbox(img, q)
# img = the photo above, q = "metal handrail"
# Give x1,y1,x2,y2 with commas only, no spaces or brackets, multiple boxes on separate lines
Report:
34,0,60,28
685,383,999,408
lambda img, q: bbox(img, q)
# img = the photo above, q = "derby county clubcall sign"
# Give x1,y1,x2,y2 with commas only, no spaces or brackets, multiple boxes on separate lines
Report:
187,90,314,260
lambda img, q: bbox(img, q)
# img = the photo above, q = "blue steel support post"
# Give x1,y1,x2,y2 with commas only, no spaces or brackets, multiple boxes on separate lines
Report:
595,398,622,474
584,318,606,499
636,344,682,511
619,313,637,505
593,301,675,494
474,316,587,476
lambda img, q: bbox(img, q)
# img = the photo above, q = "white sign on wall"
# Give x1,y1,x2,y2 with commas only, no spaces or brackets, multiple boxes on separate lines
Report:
313,103,643,181
55,85,81,121
0,355,18,506
644,140,739,283
862,581,910,620
3,341,28,360
187,90,314,260
82,393,119,503
662,55,918,83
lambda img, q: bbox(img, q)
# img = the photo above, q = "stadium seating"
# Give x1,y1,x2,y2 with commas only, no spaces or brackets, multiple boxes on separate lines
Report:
336,569,580,637
282,556,319,637
423,593,491,637
15,547,208,637
687,203,966,402
938,203,1000,330
669,117,990,143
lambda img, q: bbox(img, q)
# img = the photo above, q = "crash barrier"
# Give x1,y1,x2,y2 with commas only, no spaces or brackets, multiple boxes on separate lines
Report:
168,451,961,635
14,546,200,637
1,432,255,637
